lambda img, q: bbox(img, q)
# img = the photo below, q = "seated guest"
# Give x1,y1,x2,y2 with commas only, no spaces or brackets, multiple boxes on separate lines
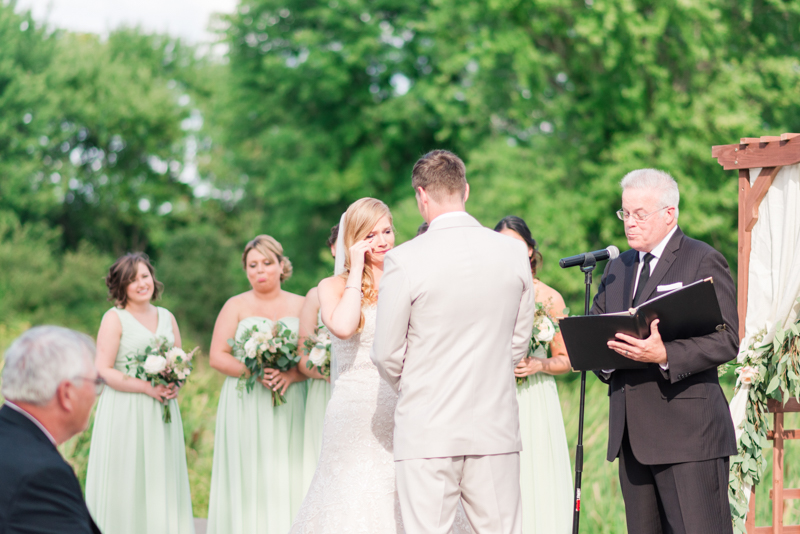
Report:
0,326,103,534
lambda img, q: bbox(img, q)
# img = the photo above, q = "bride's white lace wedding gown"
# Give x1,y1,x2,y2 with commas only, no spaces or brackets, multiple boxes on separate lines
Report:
290,306,473,534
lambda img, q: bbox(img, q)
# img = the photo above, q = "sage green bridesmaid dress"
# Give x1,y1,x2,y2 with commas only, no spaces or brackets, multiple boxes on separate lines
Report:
301,313,332,496
517,344,573,534
301,378,331,495
207,316,306,534
85,307,195,534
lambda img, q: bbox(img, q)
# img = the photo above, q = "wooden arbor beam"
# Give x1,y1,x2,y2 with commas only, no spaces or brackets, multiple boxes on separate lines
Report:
712,135,800,171
712,135,800,340
712,134,800,534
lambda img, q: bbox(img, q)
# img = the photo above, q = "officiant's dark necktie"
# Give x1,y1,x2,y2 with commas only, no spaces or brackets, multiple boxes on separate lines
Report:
632,253,655,307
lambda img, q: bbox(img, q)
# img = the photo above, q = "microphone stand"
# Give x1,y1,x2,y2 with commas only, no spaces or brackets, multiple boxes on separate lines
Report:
571,253,596,534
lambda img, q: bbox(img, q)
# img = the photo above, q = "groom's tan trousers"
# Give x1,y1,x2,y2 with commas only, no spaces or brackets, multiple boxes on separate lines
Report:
395,452,522,534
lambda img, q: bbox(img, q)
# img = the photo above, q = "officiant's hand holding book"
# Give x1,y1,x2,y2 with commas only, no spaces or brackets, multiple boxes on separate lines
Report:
560,278,726,371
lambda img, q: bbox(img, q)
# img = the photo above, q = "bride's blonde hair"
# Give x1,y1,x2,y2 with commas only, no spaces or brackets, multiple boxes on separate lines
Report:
340,197,393,331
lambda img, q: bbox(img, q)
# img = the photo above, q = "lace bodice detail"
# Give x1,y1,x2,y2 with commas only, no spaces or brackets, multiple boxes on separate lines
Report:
331,305,378,376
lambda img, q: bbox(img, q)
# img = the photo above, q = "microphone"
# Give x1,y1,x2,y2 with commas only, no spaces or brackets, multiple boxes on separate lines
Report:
559,246,620,269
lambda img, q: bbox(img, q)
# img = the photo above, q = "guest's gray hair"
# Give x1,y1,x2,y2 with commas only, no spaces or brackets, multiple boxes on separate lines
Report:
620,168,680,220
1,326,96,405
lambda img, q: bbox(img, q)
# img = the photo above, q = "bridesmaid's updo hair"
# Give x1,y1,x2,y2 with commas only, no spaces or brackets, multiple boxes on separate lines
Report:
326,223,339,248
105,253,163,308
242,235,293,282
494,216,543,277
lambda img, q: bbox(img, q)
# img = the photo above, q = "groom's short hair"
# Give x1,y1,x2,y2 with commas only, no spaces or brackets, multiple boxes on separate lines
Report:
412,150,467,202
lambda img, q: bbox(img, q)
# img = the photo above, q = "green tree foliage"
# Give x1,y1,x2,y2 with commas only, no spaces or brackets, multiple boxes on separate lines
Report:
39,31,199,254
0,211,111,332
158,224,250,344
1,6,201,256
215,0,800,305
0,3,58,223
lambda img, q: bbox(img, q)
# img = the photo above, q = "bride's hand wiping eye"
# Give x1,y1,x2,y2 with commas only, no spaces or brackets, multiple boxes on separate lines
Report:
348,241,373,273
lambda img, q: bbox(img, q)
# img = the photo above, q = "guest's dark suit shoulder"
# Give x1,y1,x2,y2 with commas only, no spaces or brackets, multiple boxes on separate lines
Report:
0,406,100,534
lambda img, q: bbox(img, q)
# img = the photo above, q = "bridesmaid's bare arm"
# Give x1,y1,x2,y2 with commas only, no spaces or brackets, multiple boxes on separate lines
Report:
169,311,182,350
536,284,572,375
209,297,249,378
298,287,327,381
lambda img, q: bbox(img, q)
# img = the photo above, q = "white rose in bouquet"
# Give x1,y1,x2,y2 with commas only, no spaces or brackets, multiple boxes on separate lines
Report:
309,345,327,366
534,317,556,343
255,328,273,342
317,331,330,346
143,355,167,375
244,337,260,359
165,347,186,366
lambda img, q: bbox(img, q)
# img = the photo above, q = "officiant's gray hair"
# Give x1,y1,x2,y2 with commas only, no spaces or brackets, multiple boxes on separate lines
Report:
1,326,96,405
620,168,680,219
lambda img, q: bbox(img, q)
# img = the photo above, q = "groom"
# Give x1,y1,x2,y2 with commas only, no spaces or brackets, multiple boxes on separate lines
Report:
371,150,536,534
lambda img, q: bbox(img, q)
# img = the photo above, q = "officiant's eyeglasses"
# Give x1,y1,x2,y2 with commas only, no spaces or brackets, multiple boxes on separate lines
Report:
616,206,668,222
72,375,106,395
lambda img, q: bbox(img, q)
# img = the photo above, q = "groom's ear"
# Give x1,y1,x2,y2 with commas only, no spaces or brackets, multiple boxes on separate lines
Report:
463,183,470,204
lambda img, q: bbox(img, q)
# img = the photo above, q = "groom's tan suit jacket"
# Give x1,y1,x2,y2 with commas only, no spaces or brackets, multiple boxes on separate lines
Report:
371,212,535,461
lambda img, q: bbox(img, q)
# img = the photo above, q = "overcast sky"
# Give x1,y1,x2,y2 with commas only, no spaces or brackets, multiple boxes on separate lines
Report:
16,0,237,43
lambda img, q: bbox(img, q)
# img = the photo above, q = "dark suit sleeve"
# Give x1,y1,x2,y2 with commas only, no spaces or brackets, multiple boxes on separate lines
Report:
590,261,611,316
590,261,613,384
7,465,97,534
662,248,739,384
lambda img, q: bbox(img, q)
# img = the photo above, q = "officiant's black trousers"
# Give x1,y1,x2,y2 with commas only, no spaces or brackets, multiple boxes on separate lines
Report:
618,431,733,534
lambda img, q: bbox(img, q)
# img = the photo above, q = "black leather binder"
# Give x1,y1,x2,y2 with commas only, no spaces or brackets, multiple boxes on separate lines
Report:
561,278,726,371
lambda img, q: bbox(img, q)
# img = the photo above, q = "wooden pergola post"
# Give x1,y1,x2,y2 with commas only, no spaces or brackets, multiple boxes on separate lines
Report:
712,133,800,533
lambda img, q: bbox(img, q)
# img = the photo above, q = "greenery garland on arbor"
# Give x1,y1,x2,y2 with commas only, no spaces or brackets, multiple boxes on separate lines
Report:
728,299,800,533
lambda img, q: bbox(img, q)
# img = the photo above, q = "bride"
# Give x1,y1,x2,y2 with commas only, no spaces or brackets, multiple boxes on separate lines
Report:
290,198,471,533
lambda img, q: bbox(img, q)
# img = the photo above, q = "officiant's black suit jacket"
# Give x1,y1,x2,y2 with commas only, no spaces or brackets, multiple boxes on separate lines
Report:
0,405,101,534
591,226,739,465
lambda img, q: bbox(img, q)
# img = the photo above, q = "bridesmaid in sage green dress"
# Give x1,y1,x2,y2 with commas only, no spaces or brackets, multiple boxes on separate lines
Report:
207,235,307,534
298,287,332,495
298,224,337,495
496,216,573,534
86,253,194,534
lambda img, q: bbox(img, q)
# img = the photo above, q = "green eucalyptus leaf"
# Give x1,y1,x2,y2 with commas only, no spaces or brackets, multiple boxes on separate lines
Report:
767,375,781,394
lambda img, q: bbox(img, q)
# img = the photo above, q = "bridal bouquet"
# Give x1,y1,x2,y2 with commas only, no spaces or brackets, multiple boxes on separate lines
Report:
230,320,300,406
126,338,197,422
304,324,332,379
517,301,561,386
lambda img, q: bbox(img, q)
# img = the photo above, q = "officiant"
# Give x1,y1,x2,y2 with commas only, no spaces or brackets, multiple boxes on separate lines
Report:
591,168,739,534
